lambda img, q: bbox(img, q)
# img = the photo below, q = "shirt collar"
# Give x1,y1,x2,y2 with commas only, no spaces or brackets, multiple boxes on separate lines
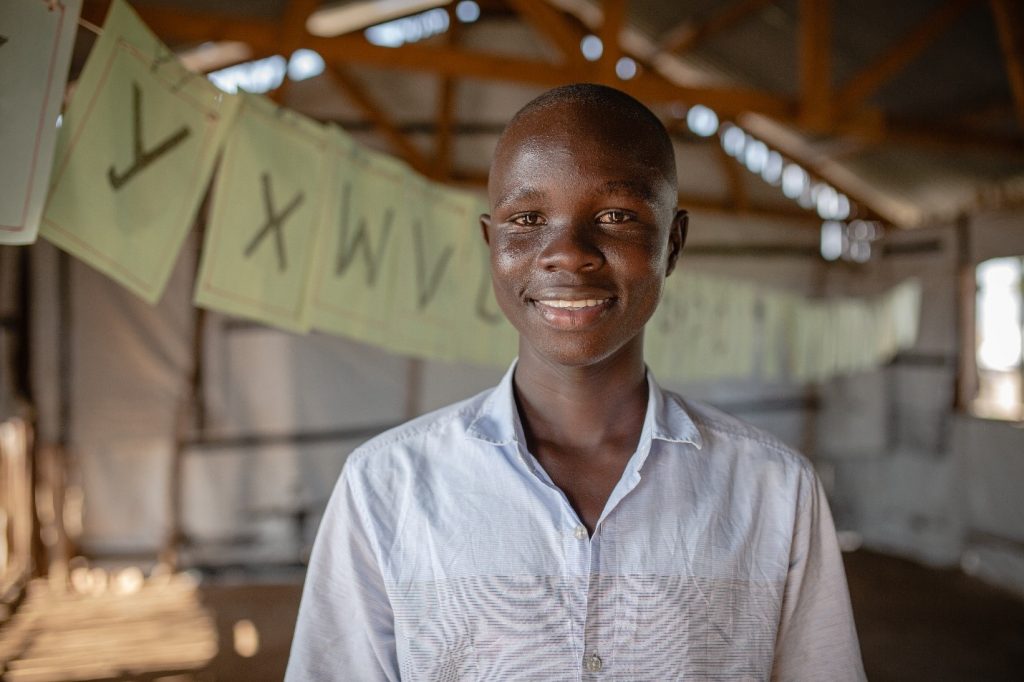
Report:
466,359,703,451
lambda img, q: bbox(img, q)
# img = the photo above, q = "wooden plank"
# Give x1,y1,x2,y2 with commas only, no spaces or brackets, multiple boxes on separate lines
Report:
119,4,796,120
714,143,749,210
799,0,831,129
660,0,775,55
740,122,890,223
883,120,1024,156
433,6,459,180
505,0,587,66
1,577,216,682
434,76,457,179
623,75,795,119
599,0,628,83
275,0,315,105
679,194,820,224
128,4,279,51
313,34,581,86
330,66,432,175
267,0,320,103
836,0,978,113
989,0,1024,129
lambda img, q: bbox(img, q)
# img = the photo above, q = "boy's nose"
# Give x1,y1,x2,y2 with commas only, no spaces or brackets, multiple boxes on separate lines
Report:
537,223,605,273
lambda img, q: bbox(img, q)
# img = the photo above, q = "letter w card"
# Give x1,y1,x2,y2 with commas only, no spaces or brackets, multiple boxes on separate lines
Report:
41,0,237,302
309,132,410,345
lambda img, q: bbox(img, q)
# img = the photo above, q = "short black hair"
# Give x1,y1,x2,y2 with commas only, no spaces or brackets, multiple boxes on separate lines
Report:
501,83,677,188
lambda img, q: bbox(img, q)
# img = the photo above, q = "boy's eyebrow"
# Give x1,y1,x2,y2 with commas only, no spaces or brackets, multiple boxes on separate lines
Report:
599,179,658,203
494,186,546,210
494,179,659,210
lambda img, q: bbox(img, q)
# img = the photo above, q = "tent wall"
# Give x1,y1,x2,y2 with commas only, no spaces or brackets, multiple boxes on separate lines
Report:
27,207,826,564
818,209,1024,596
28,200,1024,589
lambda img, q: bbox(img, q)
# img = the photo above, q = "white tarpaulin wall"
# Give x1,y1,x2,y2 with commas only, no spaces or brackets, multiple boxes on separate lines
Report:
26,210,850,560
27,206,1024,599
814,209,1024,597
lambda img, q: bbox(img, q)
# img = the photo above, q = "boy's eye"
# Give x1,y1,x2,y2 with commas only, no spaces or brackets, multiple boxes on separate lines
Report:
597,210,633,224
511,213,544,227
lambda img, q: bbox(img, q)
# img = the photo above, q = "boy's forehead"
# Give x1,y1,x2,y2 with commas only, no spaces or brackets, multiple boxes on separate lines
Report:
502,101,636,151
490,99,674,191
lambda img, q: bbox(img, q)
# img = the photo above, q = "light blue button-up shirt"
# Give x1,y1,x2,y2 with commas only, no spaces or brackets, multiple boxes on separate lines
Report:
286,363,864,681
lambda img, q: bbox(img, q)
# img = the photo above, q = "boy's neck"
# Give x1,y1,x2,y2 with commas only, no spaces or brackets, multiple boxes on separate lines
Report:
511,339,649,454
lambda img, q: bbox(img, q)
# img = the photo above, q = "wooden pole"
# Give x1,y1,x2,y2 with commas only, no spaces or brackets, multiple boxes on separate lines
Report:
799,0,832,130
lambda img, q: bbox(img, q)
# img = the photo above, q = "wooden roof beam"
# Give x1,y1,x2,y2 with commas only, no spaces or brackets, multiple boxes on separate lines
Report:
268,0,320,103
799,0,832,131
129,4,279,51
876,120,1024,156
678,195,819,224
315,35,583,85
434,76,457,179
989,0,1024,129
714,144,750,210
836,0,978,114
624,76,795,119
330,66,432,176
504,0,587,67
659,0,775,55
126,4,794,120
433,7,460,180
598,0,628,83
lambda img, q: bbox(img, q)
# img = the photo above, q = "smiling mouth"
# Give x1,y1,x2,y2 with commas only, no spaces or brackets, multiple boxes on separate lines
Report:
531,297,615,329
535,298,611,309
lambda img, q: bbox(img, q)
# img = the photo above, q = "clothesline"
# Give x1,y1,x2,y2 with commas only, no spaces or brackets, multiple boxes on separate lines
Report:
77,16,103,36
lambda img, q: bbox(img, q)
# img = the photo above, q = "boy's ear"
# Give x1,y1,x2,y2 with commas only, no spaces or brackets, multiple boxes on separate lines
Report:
665,209,688,276
480,214,493,246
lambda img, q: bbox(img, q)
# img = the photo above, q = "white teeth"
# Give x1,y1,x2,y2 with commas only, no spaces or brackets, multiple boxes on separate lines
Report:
539,298,608,309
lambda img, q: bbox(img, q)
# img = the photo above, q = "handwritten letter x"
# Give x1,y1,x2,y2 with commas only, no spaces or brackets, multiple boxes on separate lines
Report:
243,172,305,272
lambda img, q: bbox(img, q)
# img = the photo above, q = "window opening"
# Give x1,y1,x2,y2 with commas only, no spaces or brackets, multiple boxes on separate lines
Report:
973,256,1024,421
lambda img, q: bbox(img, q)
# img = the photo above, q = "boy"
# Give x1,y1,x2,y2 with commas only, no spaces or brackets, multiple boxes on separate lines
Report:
286,83,865,681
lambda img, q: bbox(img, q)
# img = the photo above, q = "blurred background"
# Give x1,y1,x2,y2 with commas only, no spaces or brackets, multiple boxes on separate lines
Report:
2,0,1024,680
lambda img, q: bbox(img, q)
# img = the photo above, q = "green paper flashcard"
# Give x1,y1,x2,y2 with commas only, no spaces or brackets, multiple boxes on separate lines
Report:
383,178,491,361
455,196,518,366
310,133,410,344
647,271,757,382
194,94,330,331
41,0,237,302
758,290,800,380
0,0,81,244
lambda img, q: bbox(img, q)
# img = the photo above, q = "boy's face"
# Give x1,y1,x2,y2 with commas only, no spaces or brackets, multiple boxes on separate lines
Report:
481,103,686,369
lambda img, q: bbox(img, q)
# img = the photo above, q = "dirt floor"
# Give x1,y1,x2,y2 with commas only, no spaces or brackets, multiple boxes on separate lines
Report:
844,551,1024,682
191,549,1024,681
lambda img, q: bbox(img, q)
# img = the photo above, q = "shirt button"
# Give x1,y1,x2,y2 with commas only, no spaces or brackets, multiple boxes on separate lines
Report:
574,525,588,540
583,653,603,672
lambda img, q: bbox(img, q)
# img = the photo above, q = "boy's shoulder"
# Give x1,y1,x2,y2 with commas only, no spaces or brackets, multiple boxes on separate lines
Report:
663,388,815,474
343,385,495,470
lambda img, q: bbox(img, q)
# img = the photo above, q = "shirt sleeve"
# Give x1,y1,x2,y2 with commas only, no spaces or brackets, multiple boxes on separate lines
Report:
285,463,399,681
770,471,866,681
